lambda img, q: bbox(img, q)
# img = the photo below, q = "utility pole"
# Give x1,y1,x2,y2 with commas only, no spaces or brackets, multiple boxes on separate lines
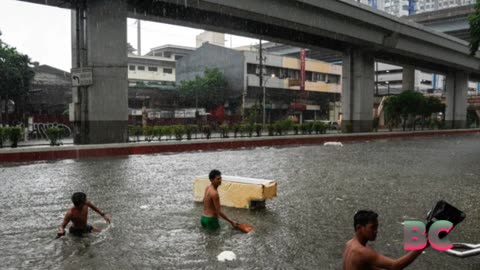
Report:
258,39,266,126
258,39,263,90
137,19,141,55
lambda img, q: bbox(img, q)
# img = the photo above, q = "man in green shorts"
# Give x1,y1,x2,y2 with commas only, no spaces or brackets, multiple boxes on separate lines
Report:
201,169,238,231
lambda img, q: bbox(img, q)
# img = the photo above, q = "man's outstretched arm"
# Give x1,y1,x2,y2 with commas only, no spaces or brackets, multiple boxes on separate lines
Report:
369,248,423,270
86,200,111,223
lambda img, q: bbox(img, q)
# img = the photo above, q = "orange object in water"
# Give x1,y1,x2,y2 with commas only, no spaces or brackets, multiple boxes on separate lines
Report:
237,223,254,233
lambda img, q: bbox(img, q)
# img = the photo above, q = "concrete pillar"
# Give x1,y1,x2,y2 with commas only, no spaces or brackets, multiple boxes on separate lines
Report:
72,0,128,144
402,65,415,91
445,71,468,129
342,49,375,133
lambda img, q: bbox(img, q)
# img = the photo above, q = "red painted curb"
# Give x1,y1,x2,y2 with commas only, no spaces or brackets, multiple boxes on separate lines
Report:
0,129,478,163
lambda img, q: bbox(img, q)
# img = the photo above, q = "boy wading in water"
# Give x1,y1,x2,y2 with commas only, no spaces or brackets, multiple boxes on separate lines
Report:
201,169,238,230
58,192,111,237
342,210,425,270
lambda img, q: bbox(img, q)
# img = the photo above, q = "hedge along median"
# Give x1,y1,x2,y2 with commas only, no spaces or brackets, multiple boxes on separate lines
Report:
0,127,23,148
0,128,479,163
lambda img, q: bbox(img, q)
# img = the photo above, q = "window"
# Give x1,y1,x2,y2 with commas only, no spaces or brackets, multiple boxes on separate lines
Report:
163,52,172,58
175,55,183,60
163,68,173,74
129,65,136,71
148,67,158,72
137,66,145,71
326,75,340,84
247,63,257,75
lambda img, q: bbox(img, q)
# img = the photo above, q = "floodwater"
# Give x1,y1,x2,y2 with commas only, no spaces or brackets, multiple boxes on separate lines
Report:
1,134,480,269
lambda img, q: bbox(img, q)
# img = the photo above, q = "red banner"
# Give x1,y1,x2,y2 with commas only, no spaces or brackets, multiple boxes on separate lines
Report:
300,49,306,92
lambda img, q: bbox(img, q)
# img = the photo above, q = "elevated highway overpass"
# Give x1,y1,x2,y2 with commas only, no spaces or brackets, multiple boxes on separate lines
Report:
407,4,474,42
18,0,480,142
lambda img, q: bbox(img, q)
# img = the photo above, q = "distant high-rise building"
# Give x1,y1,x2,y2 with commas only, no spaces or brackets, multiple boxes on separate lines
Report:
195,31,225,48
375,0,475,17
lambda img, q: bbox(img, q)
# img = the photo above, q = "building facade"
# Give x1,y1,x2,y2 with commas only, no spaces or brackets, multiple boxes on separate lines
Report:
358,0,475,16
176,43,342,123
29,64,71,115
127,45,195,119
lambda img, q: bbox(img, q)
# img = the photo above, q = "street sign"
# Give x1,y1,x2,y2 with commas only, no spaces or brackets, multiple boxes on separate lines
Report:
71,67,93,87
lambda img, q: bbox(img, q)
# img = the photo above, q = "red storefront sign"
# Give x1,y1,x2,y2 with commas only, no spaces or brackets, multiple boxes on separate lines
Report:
289,102,306,111
300,49,306,92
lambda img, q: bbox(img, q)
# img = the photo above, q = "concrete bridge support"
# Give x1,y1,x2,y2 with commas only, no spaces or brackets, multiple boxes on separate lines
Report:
445,71,468,129
342,49,374,133
402,65,415,91
71,0,128,144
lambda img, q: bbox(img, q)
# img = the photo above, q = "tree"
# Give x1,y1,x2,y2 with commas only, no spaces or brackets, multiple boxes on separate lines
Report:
419,96,444,130
179,68,228,111
384,95,401,131
384,91,444,131
0,30,34,126
469,0,480,55
396,90,424,131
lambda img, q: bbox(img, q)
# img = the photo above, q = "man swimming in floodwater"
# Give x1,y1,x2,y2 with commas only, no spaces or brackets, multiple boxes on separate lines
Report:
201,169,238,230
58,192,111,237
342,210,425,270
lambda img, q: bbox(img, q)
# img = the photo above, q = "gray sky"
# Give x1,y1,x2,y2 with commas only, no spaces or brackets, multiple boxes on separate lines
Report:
0,0,259,72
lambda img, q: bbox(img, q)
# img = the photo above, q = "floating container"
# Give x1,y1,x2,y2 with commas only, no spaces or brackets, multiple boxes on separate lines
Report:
193,175,277,209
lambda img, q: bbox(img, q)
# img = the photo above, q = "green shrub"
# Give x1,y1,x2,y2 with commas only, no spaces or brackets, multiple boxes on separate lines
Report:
163,126,174,140
244,124,254,137
7,127,22,148
293,124,299,135
313,122,327,134
128,126,143,142
46,127,63,146
173,125,185,141
0,127,6,148
255,124,262,137
299,123,308,135
233,124,241,138
153,126,164,141
220,124,230,138
267,124,275,136
143,126,154,142
306,122,314,134
274,122,283,135
278,119,294,134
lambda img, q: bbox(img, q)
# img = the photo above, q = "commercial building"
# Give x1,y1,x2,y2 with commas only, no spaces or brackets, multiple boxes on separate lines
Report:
176,43,342,123
127,45,195,120
29,63,71,115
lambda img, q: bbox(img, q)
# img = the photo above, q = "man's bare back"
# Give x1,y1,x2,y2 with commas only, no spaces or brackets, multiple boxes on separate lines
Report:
69,204,89,229
343,239,378,270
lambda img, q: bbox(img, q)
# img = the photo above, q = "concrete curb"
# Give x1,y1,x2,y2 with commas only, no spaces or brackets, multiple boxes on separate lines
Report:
0,129,479,163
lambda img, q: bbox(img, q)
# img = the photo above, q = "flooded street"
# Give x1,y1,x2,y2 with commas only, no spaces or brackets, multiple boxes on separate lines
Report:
1,134,480,269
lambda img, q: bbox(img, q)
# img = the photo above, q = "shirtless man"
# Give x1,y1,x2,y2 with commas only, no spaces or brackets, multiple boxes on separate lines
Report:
58,192,111,237
343,210,425,270
201,169,238,230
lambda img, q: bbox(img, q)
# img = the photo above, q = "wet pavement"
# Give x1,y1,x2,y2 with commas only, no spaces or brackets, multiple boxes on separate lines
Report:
0,134,479,269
